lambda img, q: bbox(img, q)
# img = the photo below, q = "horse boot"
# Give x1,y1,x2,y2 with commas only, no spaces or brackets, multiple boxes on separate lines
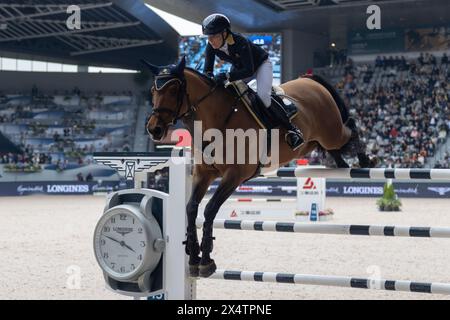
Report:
199,232,217,278
268,100,304,151
182,231,201,277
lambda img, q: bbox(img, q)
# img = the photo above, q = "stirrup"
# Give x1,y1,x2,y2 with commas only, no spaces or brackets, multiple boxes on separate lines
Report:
283,102,297,115
285,130,304,151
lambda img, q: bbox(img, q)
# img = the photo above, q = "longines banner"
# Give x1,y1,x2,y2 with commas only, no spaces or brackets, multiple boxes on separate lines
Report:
0,181,127,196
208,179,450,199
0,180,449,198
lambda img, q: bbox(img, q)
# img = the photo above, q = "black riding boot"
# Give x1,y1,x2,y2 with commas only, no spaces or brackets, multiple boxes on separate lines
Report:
268,101,304,150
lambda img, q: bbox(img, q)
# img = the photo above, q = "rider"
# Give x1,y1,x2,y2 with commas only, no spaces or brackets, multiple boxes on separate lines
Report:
202,13,303,150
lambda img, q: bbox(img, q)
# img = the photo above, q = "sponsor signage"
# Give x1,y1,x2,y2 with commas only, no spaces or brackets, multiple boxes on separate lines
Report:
1,180,449,198
0,181,124,196
208,180,450,199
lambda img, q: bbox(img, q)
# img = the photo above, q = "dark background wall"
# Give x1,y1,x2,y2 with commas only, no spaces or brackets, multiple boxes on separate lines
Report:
0,71,151,94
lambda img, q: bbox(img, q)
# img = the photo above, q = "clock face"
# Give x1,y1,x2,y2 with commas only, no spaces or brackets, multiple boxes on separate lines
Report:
97,212,147,276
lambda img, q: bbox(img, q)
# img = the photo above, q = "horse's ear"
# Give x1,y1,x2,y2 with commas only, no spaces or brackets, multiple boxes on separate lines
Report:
176,56,186,74
141,59,160,75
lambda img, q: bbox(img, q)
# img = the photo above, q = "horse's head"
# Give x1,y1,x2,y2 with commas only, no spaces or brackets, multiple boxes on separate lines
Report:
142,56,187,141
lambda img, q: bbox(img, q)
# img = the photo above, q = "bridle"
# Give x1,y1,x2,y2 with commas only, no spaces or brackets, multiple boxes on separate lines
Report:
150,73,218,129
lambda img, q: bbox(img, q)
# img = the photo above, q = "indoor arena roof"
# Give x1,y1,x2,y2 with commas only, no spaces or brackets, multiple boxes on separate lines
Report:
0,0,180,69
147,0,449,35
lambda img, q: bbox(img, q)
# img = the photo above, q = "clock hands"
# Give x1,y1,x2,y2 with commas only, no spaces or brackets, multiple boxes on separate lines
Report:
103,235,136,253
122,243,136,253
103,235,121,245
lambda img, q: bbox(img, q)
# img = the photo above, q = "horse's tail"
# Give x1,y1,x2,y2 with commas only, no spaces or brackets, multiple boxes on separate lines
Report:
302,73,368,158
302,74,349,124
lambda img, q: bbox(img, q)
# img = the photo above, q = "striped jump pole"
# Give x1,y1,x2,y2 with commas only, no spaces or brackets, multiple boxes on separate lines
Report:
202,198,296,203
208,270,450,295
196,219,450,238
277,167,450,181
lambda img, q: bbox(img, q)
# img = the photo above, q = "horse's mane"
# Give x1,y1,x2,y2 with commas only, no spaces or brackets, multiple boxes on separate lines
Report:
184,67,215,87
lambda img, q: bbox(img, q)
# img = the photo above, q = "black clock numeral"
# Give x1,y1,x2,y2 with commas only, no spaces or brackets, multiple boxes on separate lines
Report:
100,239,106,246
120,214,127,221
140,241,146,247
103,253,109,259
137,254,143,261
120,266,125,273
132,218,135,224
111,263,116,269
131,264,136,270
103,226,110,233
138,228,143,234
110,217,116,224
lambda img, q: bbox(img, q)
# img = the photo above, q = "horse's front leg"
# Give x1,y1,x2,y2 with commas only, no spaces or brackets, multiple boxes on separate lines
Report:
185,166,218,277
200,170,245,277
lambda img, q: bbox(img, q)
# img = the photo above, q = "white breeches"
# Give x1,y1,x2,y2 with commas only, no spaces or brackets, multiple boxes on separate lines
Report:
255,59,273,108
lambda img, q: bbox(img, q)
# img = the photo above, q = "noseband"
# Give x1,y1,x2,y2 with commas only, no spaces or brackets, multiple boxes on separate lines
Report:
151,76,188,127
150,74,218,128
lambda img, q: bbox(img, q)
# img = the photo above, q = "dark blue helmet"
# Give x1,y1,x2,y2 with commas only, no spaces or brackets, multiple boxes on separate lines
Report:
202,14,231,35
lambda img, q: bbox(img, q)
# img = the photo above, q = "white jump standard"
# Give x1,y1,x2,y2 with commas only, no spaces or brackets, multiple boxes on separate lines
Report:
93,152,450,299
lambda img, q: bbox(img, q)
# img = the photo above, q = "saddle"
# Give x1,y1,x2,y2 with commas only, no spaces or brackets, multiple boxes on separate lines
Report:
226,80,298,131
225,80,300,181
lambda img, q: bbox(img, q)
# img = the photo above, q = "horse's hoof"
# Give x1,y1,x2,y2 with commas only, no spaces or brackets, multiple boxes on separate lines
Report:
199,261,217,278
189,264,200,278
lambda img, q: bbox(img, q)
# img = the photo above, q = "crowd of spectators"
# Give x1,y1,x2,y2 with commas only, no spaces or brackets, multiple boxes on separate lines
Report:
0,86,134,173
334,52,450,168
434,152,450,168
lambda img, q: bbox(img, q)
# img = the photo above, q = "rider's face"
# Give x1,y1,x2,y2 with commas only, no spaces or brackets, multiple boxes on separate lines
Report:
208,32,226,49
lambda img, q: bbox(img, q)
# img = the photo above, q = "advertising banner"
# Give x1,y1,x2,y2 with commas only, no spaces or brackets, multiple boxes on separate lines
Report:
0,181,126,196
208,179,450,199
349,29,404,54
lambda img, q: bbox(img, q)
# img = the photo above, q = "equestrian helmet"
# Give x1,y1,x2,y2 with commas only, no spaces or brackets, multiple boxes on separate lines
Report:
202,14,231,35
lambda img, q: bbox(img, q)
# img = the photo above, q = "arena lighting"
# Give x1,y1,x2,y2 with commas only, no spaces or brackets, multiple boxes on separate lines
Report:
331,43,336,47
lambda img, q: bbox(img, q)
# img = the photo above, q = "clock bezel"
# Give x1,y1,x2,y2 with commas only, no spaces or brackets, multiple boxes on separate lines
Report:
93,204,162,281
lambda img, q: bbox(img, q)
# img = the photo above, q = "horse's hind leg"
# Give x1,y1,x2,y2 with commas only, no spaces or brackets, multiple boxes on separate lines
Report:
344,118,376,168
199,169,246,278
328,150,350,168
357,153,371,168
185,166,218,277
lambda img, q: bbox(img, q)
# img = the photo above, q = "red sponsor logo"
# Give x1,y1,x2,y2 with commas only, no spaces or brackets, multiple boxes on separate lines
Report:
230,210,238,218
302,177,316,190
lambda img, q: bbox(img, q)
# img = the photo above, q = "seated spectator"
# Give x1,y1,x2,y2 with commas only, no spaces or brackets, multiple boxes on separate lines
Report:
442,53,449,65
375,56,382,68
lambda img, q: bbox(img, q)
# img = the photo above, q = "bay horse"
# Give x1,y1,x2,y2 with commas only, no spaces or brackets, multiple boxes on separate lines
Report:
144,56,374,278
